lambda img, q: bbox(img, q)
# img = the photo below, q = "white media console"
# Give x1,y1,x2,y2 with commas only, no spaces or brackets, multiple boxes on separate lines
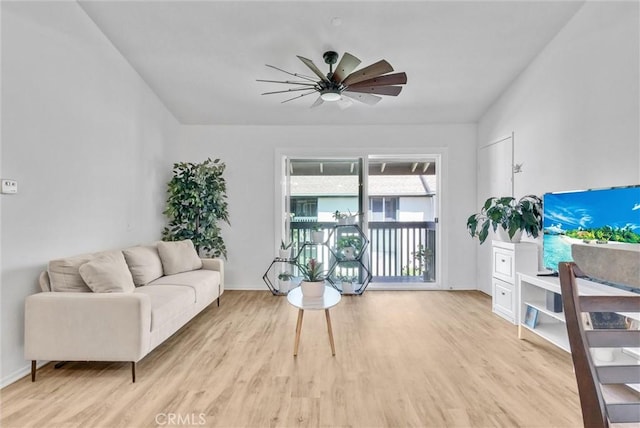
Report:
517,272,640,363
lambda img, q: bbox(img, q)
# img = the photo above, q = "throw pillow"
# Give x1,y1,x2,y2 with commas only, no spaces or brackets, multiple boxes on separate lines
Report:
157,239,203,275
122,245,164,286
48,254,94,292
79,251,135,293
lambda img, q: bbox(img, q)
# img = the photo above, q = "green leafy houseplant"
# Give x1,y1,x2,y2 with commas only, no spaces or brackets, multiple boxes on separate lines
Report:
333,210,359,224
162,158,230,257
412,244,433,269
278,272,294,281
466,195,542,244
332,210,348,221
337,236,362,250
337,236,362,260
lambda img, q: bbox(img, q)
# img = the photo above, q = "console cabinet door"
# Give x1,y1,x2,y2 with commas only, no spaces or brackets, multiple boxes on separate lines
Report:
492,278,515,323
493,247,515,283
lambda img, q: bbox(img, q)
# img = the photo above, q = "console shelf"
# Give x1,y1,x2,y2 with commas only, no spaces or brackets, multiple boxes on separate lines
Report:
517,272,640,354
520,320,570,352
522,300,566,323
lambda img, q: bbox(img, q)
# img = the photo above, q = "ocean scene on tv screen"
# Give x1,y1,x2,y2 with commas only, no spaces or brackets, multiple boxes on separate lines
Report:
543,186,640,271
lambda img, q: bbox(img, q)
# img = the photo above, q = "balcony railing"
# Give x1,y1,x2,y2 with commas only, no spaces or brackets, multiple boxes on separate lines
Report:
290,221,436,282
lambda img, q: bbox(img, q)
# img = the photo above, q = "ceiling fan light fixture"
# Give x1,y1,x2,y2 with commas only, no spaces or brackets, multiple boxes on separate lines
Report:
320,89,341,102
258,50,406,107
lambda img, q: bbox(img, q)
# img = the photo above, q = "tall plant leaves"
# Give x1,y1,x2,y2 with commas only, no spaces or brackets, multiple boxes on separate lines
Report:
162,158,230,258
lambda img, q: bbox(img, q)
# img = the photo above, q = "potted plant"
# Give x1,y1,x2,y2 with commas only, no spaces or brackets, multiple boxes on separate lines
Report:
339,275,356,293
332,210,349,225
345,210,360,225
332,210,360,225
412,244,433,282
310,225,324,244
466,195,543,244
298,258,325,297
279,240,293,259
337,236,362,260
277,272,294,293
162,158,230,257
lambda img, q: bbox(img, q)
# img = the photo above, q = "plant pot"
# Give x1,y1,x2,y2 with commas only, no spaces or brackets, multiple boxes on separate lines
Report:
278,279,291,293
300,280,325,297
497,228,523,243
338,218,349,225
341,281,354,293
311,231,324,244
342,246,356,260
279,249,291,260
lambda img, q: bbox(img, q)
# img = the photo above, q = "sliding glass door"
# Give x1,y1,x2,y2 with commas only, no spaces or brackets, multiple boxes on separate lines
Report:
280,153,440,289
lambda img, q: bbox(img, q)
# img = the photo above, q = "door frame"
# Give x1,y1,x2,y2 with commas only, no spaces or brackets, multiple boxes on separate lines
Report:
274,147,448,290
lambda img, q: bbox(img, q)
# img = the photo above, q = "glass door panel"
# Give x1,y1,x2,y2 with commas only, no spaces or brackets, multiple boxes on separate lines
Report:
367,157,438,285
285,158,363,277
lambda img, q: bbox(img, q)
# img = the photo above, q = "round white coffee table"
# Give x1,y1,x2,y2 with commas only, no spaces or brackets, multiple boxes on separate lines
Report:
287,285,341,356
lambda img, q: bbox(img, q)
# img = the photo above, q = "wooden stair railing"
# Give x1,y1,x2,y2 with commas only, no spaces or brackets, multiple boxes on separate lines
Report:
559,262,640,428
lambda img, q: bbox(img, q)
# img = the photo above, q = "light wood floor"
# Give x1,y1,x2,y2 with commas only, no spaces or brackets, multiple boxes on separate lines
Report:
1,290,584,427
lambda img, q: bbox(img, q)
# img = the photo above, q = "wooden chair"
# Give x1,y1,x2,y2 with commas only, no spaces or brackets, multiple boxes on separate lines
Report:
559,262,640,427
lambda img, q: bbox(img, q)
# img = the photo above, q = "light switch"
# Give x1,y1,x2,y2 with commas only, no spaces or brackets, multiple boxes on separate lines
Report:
1,179,18,194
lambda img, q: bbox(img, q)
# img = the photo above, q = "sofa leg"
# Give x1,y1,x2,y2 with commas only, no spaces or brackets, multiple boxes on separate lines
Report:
31,361,36,382
217,296,220,307
54,361,67,369
131,362,136,383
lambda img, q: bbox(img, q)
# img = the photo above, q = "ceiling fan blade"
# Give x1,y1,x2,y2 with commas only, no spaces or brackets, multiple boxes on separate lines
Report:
296,56,329,82
257,79,317,86
345,85,403,96
281,91,319,104
347,72,407,88
342,60,394,86
332,52,361,83
342,92,382,106
265,64,317,82
261,87,317,96
310,96,324,108
337,96,353,110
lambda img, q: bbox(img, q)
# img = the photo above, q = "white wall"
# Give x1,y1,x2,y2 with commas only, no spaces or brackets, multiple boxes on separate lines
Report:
476,1,640,294
179,124,477,291
0,2,179,386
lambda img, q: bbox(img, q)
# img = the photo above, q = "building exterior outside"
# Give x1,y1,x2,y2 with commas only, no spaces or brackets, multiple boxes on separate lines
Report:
289,174,437,283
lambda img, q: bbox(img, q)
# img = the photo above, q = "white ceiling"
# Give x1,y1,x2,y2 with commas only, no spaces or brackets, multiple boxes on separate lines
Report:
78,1,584,126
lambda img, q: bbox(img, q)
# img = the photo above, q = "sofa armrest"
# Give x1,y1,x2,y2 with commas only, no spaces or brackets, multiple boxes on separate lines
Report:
24,292,151,362
201,258,224,295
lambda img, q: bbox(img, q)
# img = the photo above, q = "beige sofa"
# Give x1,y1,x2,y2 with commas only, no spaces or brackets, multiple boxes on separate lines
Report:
24,239,224,382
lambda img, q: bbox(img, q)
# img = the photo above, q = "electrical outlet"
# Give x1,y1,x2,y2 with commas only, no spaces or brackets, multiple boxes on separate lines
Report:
1,179,18,194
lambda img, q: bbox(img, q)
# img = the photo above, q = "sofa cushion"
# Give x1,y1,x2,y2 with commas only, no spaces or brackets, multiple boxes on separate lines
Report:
48,251,111,292
79,251,135,293
134,285,195,331
157,240,203,275
149,270,220,304
122,245,164,286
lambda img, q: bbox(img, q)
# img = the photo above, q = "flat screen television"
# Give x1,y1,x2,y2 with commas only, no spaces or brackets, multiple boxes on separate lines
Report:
542,185,640,272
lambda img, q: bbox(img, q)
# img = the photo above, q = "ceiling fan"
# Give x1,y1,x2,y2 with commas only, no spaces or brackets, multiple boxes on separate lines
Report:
257,51,407,108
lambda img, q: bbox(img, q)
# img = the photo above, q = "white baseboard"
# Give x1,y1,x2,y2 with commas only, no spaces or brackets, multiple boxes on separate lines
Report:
224,284,478,292
1,360,48,388
223,284,267,291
